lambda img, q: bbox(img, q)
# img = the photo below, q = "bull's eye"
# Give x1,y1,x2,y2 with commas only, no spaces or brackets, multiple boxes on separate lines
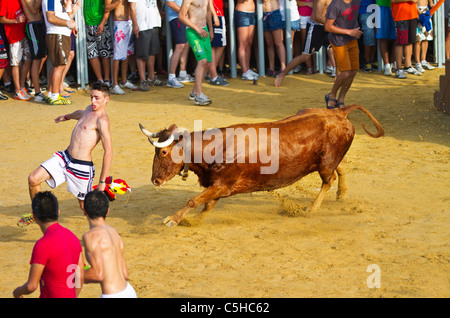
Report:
161,149,168,156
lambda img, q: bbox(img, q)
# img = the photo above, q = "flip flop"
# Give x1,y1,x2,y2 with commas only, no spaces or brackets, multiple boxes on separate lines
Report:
325,93,338,109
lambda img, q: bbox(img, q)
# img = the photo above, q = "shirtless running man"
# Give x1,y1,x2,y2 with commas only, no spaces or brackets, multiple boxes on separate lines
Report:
83,190,136,298
179,0,214,106
24,82,113,225
274,0,332,87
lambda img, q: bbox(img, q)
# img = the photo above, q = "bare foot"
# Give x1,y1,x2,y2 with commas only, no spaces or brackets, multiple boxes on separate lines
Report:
274,74,284,87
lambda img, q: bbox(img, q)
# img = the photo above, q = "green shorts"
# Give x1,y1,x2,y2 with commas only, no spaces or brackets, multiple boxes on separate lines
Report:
186,26,212,62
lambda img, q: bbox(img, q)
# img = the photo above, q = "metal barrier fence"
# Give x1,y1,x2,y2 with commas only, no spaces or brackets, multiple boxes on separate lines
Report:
73,0,445,87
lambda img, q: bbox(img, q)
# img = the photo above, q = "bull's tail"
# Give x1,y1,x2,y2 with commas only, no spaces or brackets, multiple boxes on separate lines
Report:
342,104,385,138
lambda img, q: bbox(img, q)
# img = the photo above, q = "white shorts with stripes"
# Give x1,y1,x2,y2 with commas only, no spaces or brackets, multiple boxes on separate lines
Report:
41,150,95,200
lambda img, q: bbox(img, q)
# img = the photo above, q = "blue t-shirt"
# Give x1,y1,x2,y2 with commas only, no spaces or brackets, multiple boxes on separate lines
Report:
167,0,183,22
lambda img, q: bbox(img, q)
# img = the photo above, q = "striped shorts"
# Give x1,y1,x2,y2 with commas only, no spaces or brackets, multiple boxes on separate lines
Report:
41,150,95,200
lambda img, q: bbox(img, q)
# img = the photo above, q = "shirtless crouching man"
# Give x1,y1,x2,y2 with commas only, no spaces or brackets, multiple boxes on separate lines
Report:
24,82,113,225
83,190,136,298
179,0,214,106
274,0,332,87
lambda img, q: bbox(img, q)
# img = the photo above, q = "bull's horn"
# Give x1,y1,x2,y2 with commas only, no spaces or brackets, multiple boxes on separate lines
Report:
139,123,160,138
150,135,175,148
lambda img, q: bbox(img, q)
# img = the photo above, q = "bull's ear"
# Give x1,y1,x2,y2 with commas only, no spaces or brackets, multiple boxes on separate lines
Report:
168,124,178,132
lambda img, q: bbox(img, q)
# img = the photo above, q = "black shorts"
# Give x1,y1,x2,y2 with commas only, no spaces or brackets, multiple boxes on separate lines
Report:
26,21,47,59
395,19,418,45
135,28,160,59
302,20,329,55
169,19,187,44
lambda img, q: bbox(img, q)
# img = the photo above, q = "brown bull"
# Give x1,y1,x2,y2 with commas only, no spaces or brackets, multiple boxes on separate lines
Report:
140,105,384,227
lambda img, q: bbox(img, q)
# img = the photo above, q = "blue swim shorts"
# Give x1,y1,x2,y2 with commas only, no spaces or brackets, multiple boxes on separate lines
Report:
376,6,395,40
235,10,256,28
263,9,284,32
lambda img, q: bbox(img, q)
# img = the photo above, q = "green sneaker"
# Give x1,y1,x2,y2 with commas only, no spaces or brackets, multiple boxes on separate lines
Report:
50,95,72,105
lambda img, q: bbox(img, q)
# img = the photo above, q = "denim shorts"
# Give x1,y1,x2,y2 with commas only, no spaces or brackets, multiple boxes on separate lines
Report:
359,12,376,46
235,10,256,28
263,9,283,32
290,19,300,31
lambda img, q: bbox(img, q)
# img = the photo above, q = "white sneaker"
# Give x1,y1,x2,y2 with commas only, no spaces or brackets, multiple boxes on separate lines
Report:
166,77,184,88
384,63,392,76
415,62,425,73
292,65,302,73
178,73,195,83
395,69,407,79
421,60,435,70
248,69,259,78
34,92,47,103
194,93,212,106
242,70,256,81
120,80,138,90
331,67,336,78
112,85,125,95
324,65,334,74
405,66,422,76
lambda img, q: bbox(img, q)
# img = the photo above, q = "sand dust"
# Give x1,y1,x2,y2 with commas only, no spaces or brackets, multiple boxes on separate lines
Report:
0,68,449,298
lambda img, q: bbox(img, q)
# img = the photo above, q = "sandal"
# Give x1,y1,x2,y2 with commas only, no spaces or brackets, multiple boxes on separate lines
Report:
267,69,276,77
17,214,35,227
64,87,75,93
325,93,338,109
336,102,345,108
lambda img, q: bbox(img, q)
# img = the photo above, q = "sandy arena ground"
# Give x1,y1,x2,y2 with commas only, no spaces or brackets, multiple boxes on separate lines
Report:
0,67,449,298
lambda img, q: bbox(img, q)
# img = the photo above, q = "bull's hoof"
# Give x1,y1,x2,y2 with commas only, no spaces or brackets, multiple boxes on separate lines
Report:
163,216,178,227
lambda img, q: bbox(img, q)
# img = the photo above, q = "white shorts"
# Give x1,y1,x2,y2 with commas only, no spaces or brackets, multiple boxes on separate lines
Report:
101,283,137,298
41,150,95,200
113,20,134,60
9,38,31,66
299,15,310,30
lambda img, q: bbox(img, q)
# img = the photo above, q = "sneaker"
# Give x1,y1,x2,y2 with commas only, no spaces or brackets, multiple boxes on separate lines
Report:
421,60,435,70
331,67,336,78
249,69,259,78
166,77,184,88
363,62,372,72
127,72,139,83
242,70,256,81
209,76,229,86
34,92,47,102
404,66,422,76
395,69,407,79
324,65,333,74
120,80,138,91
14,90,32,101
0,90,8,100
189,91,197,100
112,85,125,95
178,73,195,83
371,60,379,71
391,61,397,73
140,80,150,91
293,65,302,73
50,95,72,105
384,63,392,76
104,80,112,88
415,62,425,73
194,93,212,106
147,77,164,86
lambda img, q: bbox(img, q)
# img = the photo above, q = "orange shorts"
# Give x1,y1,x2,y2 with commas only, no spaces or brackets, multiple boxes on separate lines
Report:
331,40,359,72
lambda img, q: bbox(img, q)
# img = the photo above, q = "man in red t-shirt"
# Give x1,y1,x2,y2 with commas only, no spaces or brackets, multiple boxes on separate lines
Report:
0,0,32,100
13,192,84,298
